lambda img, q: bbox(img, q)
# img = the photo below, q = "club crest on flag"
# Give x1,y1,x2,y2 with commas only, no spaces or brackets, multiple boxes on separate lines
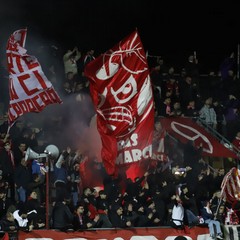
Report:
85,30,154,175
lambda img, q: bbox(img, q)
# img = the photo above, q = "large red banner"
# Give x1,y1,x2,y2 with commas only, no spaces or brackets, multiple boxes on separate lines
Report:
16,227,210,240
6,29,62,125
160,117,237,158
84,30,154,176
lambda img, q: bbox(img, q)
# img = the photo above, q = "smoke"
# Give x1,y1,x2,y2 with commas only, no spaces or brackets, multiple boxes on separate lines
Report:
0,19,103,165
22,91,100,155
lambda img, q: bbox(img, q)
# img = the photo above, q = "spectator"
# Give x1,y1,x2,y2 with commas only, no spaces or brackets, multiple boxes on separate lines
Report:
25,191,45,228
63,47,81,77
199,97,217,130
0,211,19,238
179,75,199,109
212,99,227,136
170,194,184,229
109,203,132,228
14,158,32,203
12,142,27,167
232,131,240,152
123,201,138,227
0,188,16,220
51,198,74,231
68,161,81,207
72,202,99,230
184,100,199,118
179,185,200,227
53,148,71,202
83,49,95,66
200,200,223,239
13,204,35,232
0,141,15,202
184,54,200,89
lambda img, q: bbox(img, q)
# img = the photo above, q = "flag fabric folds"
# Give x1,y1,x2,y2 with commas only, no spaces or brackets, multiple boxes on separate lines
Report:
160,117,238,159
84,30,154,176
221,167,240,203
6,29,62,126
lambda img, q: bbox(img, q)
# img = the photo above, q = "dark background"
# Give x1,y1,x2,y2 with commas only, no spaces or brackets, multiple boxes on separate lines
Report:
0,0,239,73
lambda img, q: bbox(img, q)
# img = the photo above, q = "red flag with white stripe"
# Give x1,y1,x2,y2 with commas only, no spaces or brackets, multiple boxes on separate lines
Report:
84,30,154,176
221,167,240,203
6,29,62,126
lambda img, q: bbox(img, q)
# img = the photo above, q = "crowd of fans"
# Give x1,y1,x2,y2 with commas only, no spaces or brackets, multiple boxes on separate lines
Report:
0,44,240,240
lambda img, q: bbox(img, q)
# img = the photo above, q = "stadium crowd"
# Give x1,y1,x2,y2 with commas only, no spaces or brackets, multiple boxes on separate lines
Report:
0,44,240,240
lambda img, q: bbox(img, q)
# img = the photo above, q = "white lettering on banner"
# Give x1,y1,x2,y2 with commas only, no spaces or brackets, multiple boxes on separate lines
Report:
116,133,152,164
25,239,89,240
130,236,158,240
64,238,89,240
24,237,157,240
20,233,211,240
165,237,193,240
8,88,61,123
9,71,49,100
171,121,213,154
25,238,53,240
116,145,152,164
117,133,138,150
21,236,211,240
7,52,40,75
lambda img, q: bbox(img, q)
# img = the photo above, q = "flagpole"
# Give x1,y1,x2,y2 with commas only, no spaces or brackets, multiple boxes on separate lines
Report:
237,43,240,80
193,50,197,59
6,126,11,135
45,156,50,229
213,196,224,220
146,51,161,59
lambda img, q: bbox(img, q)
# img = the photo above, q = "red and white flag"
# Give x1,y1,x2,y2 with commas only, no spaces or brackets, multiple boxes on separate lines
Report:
6,29,62,126
221,167,240,203
84,30,154,176
160,117,238,159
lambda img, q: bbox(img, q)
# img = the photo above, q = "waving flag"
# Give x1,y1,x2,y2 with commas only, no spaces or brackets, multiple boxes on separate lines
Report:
6,29,62,126
84,30,154,176
221,167,240,203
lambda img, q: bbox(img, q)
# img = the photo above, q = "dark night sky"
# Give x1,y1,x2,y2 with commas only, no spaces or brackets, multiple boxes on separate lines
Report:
0,0,239,72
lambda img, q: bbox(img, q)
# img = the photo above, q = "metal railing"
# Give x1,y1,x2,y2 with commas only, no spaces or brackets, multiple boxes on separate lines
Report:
195,117,240,157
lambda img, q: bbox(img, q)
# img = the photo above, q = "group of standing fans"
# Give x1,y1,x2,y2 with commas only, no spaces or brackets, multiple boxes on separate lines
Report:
0,44,239,240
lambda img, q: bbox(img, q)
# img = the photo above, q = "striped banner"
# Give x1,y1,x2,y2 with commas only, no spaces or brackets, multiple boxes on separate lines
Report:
224,225,240,240
221,167,240,203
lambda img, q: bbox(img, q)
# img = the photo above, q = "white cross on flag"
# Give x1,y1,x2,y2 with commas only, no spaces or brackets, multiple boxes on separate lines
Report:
6,28,62,126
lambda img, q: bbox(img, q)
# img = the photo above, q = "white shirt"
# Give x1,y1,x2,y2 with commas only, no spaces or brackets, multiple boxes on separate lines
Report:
13,210,28,227
172,203,184,226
